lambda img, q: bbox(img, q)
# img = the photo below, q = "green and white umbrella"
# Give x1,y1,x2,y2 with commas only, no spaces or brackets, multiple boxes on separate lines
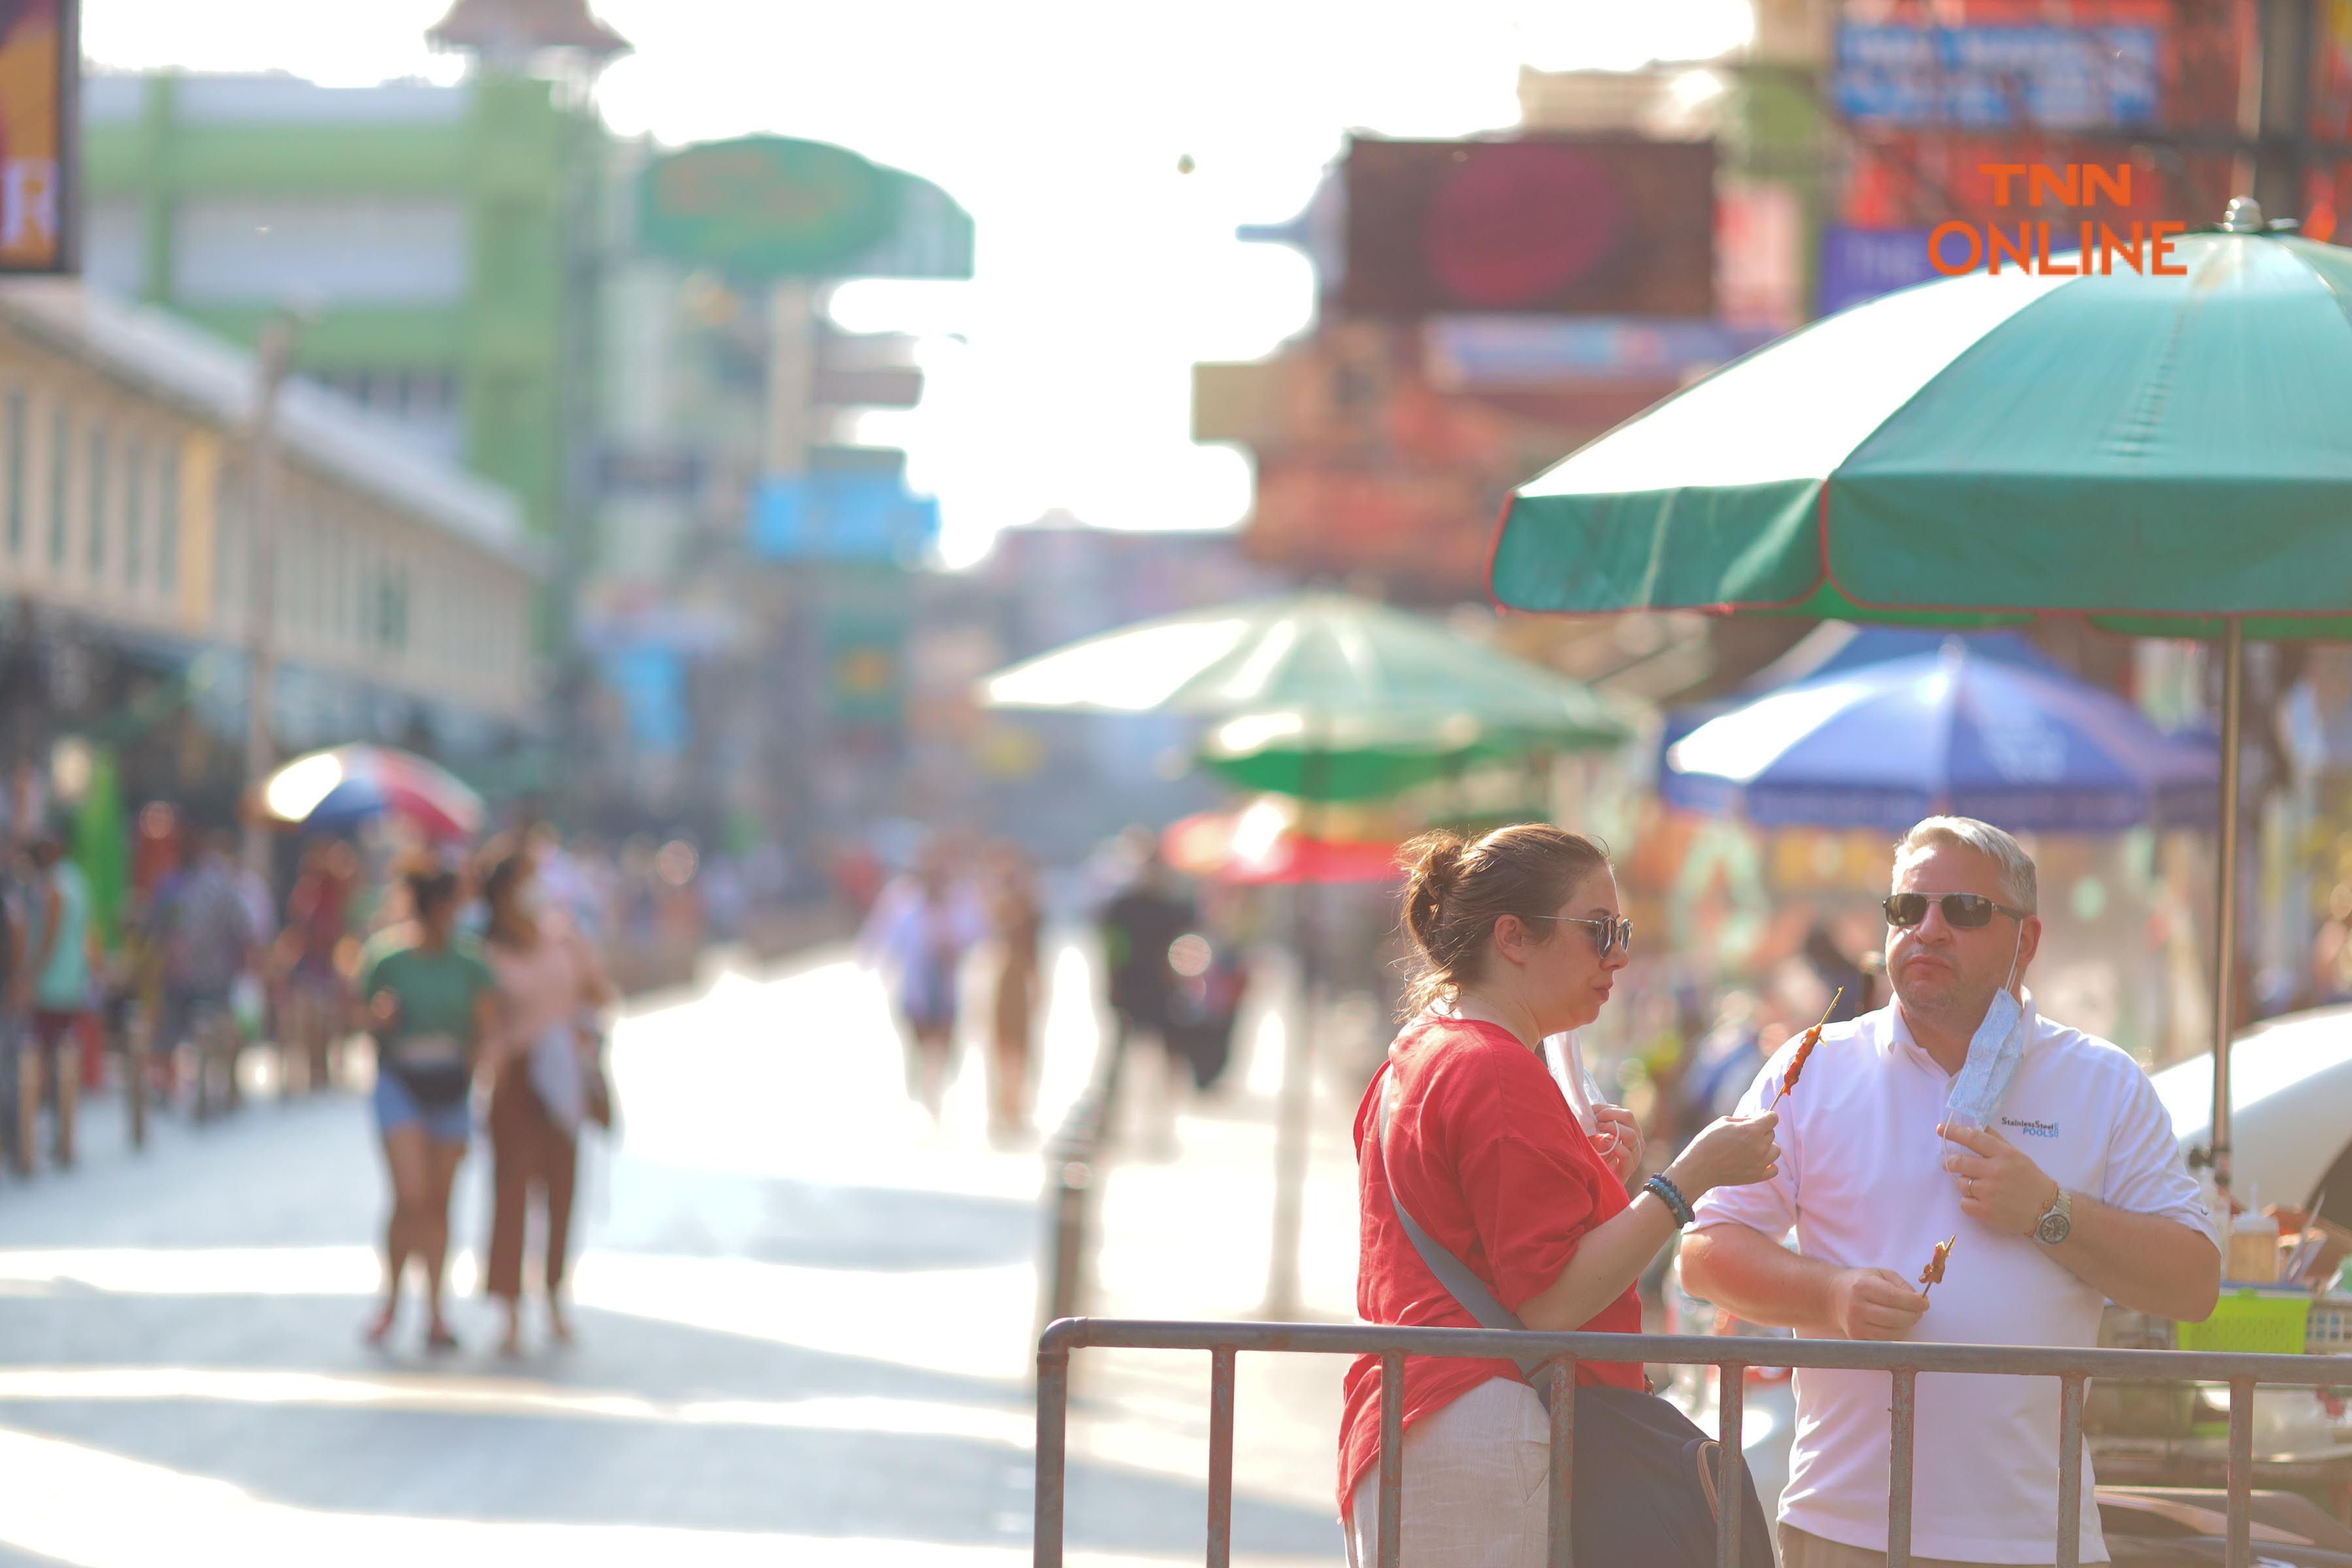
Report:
981,591,1633,801
1493,224,2352,639
1490,207,2352,1198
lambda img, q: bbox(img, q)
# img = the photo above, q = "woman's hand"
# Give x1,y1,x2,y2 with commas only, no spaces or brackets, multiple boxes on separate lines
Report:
1664,1111,1780,1200
1589,1103,1643,1182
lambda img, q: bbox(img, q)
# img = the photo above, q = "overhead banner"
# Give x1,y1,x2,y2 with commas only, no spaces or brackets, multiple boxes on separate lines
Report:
1342,137,1716,318
0,0,73,273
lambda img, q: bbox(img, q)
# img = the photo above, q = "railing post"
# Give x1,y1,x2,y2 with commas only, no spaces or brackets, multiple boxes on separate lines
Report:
2227,1377,2253,1568
1036,1341,1070,1568
1206,1347,1235,1568
2055,1373,2086,1568
1887,1367,1917,1568
1717,1364,1746,1568
1547,1360,1576,1568
1378,1352,1405,1568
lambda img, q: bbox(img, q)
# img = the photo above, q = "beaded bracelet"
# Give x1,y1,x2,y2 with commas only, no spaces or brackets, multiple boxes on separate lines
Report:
1644,1172,1695,1228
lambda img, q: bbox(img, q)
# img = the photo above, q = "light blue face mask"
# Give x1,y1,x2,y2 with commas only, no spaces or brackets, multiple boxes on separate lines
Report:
1941,923,2029,1134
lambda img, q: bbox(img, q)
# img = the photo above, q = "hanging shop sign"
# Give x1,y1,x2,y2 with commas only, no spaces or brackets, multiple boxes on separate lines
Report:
0,0,74,273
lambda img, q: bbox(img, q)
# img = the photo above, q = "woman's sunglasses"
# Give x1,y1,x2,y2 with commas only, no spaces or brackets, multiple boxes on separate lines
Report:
1880,892,2028,930
1533,913,1635,957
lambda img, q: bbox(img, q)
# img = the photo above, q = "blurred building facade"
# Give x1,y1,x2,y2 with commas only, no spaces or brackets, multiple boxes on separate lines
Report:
78,66,607,547
0,278,539,828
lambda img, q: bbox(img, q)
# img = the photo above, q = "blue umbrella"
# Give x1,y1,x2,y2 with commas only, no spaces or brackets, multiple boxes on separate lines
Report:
1658,625,2067,769
1663,640,2217,834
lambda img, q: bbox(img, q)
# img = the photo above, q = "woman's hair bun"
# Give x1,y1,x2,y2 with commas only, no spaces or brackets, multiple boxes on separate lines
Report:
1401,830,1465,897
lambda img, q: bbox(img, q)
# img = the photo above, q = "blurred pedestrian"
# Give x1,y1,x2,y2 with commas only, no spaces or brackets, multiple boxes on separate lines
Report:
480,843,615,1355
529,823,612,953
1097,830,1196,1158
358,862,496,1352
18,831,95,1168
1680,990,1767,1128
985,843,1043,1143
152,831,258,1115
0,846,27,1170
1801,917,1867,1024
278,840,359,1092
1343,826,1778,1565
859,844,986,1120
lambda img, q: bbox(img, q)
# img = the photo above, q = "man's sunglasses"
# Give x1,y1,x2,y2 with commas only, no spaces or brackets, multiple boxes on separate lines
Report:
1880,892,2029,930
1533,913,1635,957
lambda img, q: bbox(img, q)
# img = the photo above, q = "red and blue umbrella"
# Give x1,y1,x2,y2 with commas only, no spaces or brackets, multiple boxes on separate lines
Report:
260,744,484,842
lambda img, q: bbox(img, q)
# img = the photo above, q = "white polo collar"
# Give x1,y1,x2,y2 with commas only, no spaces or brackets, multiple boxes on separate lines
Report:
1882,989,2041,1079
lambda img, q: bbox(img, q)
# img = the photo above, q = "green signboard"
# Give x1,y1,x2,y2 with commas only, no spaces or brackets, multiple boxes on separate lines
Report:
639,136,973,281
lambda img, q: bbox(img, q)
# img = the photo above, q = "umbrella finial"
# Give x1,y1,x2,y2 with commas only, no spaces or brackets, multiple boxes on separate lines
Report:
2219,196,2267,234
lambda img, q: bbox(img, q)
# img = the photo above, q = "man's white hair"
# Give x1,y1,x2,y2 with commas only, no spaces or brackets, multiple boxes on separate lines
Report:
1893,816,2037,914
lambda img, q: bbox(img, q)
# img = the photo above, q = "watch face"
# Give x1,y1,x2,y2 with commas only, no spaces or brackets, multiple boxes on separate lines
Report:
2037,1212,2072,1246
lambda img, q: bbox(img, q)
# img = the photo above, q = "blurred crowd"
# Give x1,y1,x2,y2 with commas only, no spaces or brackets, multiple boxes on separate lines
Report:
855,825,1256,1151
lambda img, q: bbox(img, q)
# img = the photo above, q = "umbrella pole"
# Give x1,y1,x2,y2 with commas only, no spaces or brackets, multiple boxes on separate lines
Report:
1264,752,1324,1320
2208,620,2246,1202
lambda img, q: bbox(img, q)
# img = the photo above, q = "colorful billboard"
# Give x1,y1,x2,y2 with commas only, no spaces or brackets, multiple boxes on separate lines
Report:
1834,10,2165,129
1341,137,1716,318
0,0,73,273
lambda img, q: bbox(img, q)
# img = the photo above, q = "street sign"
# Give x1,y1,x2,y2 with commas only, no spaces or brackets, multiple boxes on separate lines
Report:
812,365,924,410
640,135,973,282
751,463,939,564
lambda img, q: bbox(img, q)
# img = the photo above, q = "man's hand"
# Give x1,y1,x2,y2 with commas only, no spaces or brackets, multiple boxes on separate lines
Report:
1590,1103,1643,1183
1828,1267,1930,1340
1938,1122,2055,1238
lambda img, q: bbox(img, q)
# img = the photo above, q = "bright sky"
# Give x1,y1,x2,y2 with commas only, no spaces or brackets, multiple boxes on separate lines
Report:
83,0,1750,568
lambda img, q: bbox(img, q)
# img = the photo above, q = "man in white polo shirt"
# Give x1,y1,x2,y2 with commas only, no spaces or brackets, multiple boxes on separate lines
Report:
1682,817,2219,1567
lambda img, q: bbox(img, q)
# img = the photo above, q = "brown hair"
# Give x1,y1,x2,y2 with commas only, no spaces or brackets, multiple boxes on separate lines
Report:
474,834,534,946
1397,823,1611,1016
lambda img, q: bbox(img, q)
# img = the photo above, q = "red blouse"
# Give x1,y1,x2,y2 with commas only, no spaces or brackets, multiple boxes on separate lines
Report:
1335,1016,1644,1516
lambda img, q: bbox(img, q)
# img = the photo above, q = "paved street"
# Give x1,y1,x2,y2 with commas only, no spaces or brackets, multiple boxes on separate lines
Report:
0,941,1356,1567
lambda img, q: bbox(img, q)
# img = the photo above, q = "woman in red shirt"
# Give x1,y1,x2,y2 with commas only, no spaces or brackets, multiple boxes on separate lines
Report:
1340,825,1780,1565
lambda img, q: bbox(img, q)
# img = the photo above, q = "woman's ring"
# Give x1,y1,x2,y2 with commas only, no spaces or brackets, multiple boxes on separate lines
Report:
1966,1177,1977,1200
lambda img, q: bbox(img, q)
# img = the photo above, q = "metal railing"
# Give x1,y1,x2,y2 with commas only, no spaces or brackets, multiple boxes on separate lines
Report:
1033,1318,2352,1568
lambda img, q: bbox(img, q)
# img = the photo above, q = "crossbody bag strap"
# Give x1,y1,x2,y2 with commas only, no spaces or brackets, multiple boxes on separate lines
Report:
1375,1063,1554,1386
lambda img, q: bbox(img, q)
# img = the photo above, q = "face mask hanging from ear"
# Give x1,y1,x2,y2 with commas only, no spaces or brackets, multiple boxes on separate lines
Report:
1942,921,2029,1135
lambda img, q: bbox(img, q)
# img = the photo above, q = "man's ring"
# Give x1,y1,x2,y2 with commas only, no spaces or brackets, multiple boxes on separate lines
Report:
1966,1178,1977,1199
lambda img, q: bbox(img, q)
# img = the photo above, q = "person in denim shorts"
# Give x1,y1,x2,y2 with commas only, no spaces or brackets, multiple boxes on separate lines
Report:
357,864,497,1352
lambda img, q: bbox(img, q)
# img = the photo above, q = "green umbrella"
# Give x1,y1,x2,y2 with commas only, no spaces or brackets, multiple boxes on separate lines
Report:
981,591,1635,801
1490,204,2352,1198
1494,223,2352,638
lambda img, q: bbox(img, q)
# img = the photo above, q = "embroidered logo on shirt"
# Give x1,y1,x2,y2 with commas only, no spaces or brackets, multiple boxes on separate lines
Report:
2001,1117,2060,1140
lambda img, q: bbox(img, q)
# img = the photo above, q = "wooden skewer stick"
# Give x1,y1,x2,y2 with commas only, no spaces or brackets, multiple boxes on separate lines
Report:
1918,1234,1957,1299
1769,988,1844,1109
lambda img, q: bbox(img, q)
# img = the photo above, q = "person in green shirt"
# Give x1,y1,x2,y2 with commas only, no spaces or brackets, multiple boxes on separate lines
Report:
358,864,497,1352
